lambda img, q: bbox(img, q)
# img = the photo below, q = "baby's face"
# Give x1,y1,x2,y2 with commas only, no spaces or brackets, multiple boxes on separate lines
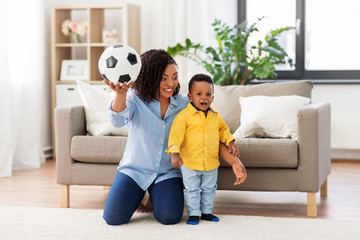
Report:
188,81,214,111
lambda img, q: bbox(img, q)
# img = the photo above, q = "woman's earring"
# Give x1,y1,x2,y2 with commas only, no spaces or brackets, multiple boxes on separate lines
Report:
174,84,180,94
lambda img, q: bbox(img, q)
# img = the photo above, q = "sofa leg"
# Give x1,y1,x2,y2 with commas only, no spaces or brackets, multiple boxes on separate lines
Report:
60,184,70,208
320,178,328,197
307,192,317,217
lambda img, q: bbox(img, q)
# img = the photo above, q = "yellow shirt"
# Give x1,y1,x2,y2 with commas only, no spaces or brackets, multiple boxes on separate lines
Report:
167,103,235,171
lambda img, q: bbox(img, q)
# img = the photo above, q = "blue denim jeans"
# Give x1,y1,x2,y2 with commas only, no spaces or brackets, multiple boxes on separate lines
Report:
103,172,184,225
180,165,218,217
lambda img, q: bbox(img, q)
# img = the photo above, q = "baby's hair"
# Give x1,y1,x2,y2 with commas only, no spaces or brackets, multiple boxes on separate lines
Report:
133,49,180,102
188,73,214,93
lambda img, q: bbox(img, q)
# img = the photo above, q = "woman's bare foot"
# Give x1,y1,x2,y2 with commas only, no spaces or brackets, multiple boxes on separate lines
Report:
142,197,153,212
135,192,153,213
135,203,146,213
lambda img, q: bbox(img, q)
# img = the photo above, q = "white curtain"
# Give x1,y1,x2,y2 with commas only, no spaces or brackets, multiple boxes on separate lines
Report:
139,0,238,93
0,0,45,177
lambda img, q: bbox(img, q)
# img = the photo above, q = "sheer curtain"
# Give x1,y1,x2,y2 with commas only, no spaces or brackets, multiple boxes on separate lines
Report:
139,0,238,92
0,0,45,177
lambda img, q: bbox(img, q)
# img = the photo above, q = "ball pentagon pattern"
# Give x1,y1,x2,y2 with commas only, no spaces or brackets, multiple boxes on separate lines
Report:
98,43,141,85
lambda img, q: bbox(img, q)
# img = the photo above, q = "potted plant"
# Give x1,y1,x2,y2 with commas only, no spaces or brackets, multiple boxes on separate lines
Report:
167,17,294,85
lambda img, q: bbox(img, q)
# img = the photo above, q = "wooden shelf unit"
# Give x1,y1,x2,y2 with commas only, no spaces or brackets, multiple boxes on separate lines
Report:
50,4,141,151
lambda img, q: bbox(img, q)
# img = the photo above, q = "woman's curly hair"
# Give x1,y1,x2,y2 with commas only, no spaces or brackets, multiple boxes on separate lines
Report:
132,49,180,102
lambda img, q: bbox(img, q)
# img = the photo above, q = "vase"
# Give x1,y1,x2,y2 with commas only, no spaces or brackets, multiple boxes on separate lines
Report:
73,33,81,43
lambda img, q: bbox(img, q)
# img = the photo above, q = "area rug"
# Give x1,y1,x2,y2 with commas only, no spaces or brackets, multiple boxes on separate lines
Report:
0,205,359,240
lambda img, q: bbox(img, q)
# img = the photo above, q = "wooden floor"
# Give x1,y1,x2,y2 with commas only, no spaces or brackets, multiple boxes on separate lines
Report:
0,159,359,220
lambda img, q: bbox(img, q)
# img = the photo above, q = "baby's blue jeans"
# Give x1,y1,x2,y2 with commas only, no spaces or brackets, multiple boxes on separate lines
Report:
180,165,218,217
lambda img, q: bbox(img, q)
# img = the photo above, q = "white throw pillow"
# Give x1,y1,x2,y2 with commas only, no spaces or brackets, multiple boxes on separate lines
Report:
76,80,128,136
233,95,310,140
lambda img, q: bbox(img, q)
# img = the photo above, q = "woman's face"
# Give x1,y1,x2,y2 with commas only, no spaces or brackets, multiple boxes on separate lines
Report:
157,64,179,101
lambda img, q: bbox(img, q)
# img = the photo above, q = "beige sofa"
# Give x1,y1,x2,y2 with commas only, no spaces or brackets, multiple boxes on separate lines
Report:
55,80,331,217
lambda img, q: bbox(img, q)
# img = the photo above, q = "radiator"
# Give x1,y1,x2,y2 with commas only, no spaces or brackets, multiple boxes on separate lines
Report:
331,108,360,149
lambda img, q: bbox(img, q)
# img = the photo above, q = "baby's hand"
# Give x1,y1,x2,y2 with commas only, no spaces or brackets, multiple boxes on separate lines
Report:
170,153,183,168
232,160,247,185
228,141,240,157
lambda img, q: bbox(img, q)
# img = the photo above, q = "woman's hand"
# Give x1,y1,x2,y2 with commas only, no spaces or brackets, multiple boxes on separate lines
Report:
232,160,247,185
104,80,133,113
103,80,133,95
228,141,240,157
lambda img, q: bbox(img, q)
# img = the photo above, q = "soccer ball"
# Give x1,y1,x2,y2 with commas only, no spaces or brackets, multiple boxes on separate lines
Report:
98,43,141,86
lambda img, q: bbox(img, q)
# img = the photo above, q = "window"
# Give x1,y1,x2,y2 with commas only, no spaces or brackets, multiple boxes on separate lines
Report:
246,0,297,72
238,0,360,82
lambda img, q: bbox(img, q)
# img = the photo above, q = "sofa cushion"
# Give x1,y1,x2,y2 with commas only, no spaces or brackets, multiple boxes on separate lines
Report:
235,95,310,140
220,138,298,168
77,80,128,136
212,80,313,133
71,135,127,164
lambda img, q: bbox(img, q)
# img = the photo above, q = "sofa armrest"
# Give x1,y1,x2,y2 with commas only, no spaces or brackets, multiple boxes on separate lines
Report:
55,105,86,184
297,102,331,192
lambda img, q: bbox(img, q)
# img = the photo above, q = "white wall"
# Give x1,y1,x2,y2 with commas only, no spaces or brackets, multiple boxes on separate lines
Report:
312,84,360,159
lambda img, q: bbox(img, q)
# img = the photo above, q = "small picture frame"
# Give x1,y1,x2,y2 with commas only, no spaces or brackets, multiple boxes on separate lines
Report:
60,60,89,81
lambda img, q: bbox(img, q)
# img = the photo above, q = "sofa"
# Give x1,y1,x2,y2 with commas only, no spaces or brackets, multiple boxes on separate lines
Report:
55,80,331,217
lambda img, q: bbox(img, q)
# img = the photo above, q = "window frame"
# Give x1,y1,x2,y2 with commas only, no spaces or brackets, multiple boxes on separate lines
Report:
238,0,360,83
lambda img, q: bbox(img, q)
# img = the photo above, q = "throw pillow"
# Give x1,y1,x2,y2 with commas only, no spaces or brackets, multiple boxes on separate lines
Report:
212,80,313,133
233,95,310,140
76,80,128,136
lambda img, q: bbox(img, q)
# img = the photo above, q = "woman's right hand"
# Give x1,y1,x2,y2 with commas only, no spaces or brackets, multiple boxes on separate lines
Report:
104,80,133,113
103,80,133,95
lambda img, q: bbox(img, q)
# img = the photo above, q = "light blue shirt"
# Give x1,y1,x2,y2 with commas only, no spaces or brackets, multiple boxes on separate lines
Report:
109,89,188,190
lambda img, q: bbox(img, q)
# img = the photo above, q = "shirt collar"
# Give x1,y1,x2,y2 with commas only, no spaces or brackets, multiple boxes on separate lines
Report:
150,94,179,107
188,102,215,114
169,95,178,107
169,94,189,109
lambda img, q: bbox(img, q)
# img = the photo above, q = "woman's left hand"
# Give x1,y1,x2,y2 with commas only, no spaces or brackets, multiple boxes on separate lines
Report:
228,141,240,157
232,160,247,185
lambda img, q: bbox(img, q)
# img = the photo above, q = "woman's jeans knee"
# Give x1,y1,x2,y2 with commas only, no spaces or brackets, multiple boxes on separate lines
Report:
103,172,145,225
148,177,184,225
103,172,184,225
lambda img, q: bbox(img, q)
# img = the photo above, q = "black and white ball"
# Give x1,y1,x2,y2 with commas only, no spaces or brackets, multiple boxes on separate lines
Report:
98,43,141,86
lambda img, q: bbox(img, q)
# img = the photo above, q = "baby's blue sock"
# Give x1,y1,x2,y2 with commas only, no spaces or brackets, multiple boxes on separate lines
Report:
201,213,219,222
186,216,200,225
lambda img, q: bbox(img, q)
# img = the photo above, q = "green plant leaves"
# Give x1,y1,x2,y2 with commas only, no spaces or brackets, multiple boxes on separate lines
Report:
167,17,294,85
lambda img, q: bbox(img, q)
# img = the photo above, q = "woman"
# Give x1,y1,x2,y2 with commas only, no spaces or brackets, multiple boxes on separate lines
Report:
103,49,245,225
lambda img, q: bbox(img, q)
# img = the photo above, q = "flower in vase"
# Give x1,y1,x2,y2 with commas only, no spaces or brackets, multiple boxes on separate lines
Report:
61,19,88,41
75,21,88,36
61,20,72,36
